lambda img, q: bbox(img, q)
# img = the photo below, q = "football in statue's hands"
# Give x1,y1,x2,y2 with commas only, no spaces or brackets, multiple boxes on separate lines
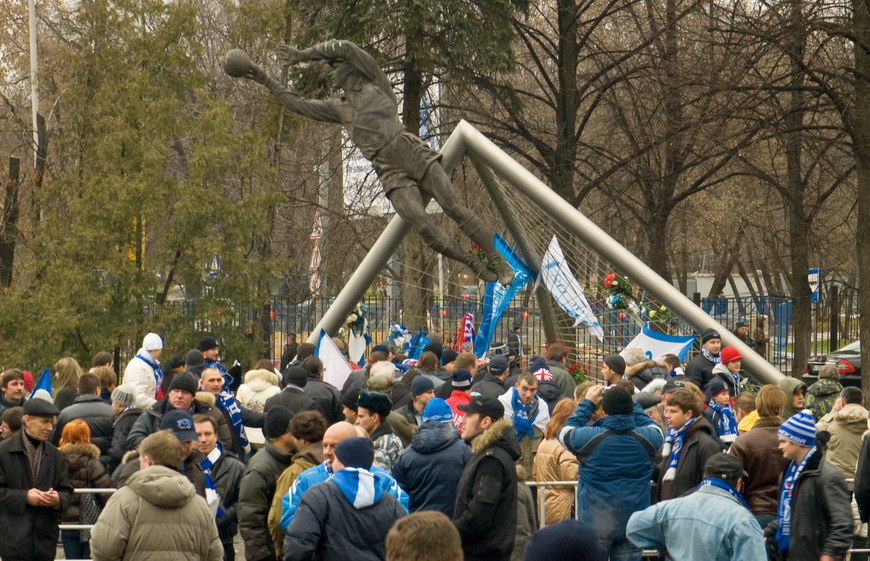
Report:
223,49,253,78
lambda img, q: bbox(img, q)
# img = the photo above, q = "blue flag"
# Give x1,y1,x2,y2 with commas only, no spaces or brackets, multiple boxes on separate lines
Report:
29,368,52,400
407,328,430,361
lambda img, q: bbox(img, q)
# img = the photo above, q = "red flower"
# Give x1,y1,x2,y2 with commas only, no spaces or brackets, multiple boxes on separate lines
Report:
604,272,616,288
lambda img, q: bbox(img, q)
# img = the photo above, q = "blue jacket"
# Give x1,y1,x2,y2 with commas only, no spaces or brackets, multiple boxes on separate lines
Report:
558,400,663,540
279,461,408,533
392,420,471,516
626,483,767,560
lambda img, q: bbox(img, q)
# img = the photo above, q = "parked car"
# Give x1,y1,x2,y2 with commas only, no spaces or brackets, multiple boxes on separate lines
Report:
803,340,861,388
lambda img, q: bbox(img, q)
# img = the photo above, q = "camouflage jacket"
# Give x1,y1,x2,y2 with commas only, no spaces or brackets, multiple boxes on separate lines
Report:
806,378,844,420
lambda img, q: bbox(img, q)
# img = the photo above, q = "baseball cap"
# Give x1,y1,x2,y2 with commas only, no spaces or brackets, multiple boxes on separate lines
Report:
160,409,198,442
704,452,748,479
488,355,509,372
458,395,505,420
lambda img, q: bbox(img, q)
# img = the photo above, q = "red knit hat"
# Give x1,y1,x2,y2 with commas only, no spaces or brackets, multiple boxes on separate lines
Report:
720,346,743,365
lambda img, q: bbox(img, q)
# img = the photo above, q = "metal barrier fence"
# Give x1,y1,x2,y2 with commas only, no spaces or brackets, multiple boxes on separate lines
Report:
57,488,116,561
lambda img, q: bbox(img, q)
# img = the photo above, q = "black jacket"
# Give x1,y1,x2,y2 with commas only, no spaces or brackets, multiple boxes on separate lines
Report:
851,433,870,523
263,386,317,416
471,374,508,399
393,420,471,516
283,470,406,561
0,432,74,561
211,449,246,543
238,442,293,561
395,403,423,428
766,450,852,560
0,395,25,415
52,394,115,456
125,397,232,451
54,385,78,411
214,398,265,457
685,353,716,391
535,379,564,414
656,416,721,501
107,407,142,472
305,377,343,425
453,418,521,561
392,380,414,409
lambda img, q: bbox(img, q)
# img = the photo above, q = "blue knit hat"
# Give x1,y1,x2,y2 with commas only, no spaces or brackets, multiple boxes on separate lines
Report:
422,397,453,423
778,409,816,447
335,437,374,469
411,375,435,397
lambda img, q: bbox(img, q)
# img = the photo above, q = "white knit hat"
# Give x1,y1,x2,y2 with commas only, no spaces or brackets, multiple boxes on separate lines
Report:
142,332,163,351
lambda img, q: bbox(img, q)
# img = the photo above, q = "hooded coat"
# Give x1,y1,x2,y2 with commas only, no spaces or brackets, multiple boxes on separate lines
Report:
283,467,406,561
778,377,809,419
532,437,579,524
453,418,522,561
392,420,471,516
236,368,282,445
59,442,114,522
108,407,143,472
625,359,669,391
238,442,292,561
806,378,844,420
0,432,74,561
89,465,223,561
817,403,870,479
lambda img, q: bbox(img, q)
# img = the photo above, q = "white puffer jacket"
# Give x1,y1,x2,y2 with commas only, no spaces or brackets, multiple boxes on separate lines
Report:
236,368,281,445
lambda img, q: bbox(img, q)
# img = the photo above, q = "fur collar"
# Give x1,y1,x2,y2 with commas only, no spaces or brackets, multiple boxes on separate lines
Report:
471,418,513,454
195,391,216,407
624,359,668,377
60,442,100,459
244,368,280,387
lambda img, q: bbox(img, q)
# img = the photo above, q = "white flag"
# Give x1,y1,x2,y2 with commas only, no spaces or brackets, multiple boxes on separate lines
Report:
347,318,368,367
620,323,695,362
540,235,604,341
315,329,354,389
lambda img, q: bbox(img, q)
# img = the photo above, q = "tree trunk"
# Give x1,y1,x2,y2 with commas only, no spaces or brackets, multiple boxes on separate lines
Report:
0,157,21,288
853,0,870,397
646,210,673,282
550,0,580,204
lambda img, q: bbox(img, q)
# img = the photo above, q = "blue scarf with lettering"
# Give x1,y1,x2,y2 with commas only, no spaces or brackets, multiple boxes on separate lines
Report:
776,446,816,551
199,443,225,518
217,390,249,451
662,416,697,480
707,399,738,443
509,387,539,441
701,347,721,364
205,359,231,388
135,352,163,393
700,478,749,509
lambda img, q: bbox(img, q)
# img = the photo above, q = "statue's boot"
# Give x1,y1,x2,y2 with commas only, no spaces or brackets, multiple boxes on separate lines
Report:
420,224,498,283
460,221,515,286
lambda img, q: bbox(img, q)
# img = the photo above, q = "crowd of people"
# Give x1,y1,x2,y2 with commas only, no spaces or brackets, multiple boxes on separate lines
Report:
0,327,865,561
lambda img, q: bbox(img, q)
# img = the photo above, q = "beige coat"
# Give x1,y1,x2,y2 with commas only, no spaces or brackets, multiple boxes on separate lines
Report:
236,368,282,445
532,438,579,525
818,402,870,479
90,465,222,561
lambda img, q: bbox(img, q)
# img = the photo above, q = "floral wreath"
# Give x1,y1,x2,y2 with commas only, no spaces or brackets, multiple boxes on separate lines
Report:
603,272,635,310
345,303,367,336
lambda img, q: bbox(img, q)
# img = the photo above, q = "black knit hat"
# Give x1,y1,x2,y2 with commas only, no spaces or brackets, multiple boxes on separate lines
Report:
441,349,459,365
185,349,205,375
423,342,443,360
335,437,374,469
357,390,392,418
602,386,633,416
197,336,218,352
523,520,606,561
341,388,360,411
411,375,435,397
282,366,309,389
701,328,721,344
264,406,294,439
603,355,626,376
168,372,198,396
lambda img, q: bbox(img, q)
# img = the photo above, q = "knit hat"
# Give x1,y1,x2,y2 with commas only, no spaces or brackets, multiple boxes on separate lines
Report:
334,437,374,469
700,328,721,344
602,387,633,416
23,397,59,417
21,370,33,392
197,336,218,352
283,366,309,389
452,369,473,389
489,342,509,356
264,406,294,439
422,397,453,423
411,375,435,397
111,385,136,408
341,388,360,411
735,321,748,329
160,409,197,441
523,520,606,561
168,372,198,396
529,357,549,373
705,377,729,402
167,355,185,371
441,350,459,365
184,349,205,375
488,355,509,373
423,342,443,360
603,355,626,376
778,410,816,447
143,333,163,351
720,346,742,365
372,344,391,355
357,390,392,418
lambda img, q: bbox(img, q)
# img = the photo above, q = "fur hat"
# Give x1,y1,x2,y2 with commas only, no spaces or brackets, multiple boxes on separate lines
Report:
357,390,392,418
197,336,218,352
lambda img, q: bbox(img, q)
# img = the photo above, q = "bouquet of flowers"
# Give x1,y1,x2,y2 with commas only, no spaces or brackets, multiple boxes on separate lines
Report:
345,303,367,336
468,243,497,274
386,323,411,356
567,362,586,384
604,272,635,310
645,304,672,323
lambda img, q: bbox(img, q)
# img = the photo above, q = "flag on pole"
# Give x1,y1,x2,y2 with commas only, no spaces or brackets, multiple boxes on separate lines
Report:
314,329,354,389
461,313,476,350
29,368,52,400
540,235,604,341
620,323,695,362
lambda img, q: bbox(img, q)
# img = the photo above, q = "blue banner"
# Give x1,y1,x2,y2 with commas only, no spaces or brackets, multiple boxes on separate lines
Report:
407,328,430,361
473,234,534,357
29,368,52,400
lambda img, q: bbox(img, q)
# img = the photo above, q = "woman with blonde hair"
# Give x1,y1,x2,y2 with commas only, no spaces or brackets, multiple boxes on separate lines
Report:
532,398,579,525
54,357,84,411
59,419,113,560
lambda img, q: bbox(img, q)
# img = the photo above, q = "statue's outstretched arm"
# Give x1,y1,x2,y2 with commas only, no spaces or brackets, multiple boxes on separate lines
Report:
285,40,394,100
260,74,341,124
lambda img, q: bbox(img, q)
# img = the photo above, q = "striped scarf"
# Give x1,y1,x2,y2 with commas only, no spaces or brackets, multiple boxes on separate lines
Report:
21,432,43,483
662,416,698,480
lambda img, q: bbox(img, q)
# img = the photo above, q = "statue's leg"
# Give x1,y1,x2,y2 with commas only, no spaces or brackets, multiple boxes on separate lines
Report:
388,188,498,283
421,164,515,286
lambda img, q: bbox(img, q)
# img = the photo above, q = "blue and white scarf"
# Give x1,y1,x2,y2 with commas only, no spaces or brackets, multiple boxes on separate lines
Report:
776,446,817,551
509,387,539,441
700,477,750,509
662,416,698,480
200,443,225,518
135,352,163,395
217,390,249,452
331,467,384,509
708,400,738,443
701,347,721,364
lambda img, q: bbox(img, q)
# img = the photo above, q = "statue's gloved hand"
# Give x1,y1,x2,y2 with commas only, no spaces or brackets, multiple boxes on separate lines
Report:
278,45,302,66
